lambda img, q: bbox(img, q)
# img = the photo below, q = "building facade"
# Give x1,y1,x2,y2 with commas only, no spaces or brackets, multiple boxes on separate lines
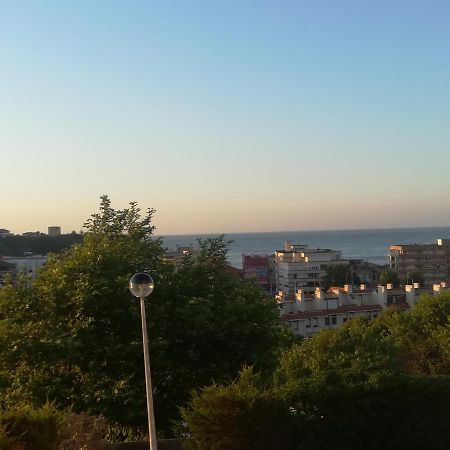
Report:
275,241,347,297
242,254,270,289
48,226,61,236
278,282,447,338
390,238,450,286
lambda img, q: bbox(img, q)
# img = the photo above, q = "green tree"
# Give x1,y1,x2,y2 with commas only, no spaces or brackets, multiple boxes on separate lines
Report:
322,264,360,291
0,196,288,435
184,295,450,450
406,271,425,286
378,267,400,287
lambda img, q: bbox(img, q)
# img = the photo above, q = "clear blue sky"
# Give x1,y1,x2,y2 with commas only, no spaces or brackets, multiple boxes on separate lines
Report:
2,0,450,234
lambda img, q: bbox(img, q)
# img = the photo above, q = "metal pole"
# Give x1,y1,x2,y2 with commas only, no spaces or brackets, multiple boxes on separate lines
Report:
140,294,158,450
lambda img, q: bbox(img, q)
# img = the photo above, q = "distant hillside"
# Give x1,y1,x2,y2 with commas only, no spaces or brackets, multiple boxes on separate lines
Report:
0,234,83,256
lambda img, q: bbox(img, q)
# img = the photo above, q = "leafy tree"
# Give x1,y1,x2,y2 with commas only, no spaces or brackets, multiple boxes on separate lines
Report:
321,264,360,291
378,267,400,287
0,196,288,435
184,294,450,450
406,271,425,286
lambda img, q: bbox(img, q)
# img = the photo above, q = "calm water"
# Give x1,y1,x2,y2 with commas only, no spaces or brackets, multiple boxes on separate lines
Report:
160,227,450,269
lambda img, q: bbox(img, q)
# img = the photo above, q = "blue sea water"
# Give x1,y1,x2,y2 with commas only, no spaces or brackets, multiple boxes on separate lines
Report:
160,227,450,269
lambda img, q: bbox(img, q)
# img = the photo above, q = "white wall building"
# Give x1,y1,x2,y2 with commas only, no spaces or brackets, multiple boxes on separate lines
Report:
2,255,48,278
278,282,447,338
275,241,347,297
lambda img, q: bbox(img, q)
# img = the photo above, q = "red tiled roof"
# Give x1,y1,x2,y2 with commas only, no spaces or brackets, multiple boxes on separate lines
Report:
280,304,382,322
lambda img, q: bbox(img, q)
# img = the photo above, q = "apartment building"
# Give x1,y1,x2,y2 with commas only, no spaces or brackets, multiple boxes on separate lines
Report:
278,282,447,338
275,241,346,296
390,238,450,286
242,254,270,289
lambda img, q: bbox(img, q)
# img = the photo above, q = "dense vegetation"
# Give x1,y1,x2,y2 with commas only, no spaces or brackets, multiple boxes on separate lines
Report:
182,292,450,450
0,234,82,257
1,197,449,448
0,197,288,438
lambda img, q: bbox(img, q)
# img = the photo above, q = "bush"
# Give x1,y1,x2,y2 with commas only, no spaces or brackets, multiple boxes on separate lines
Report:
0,425,23,450
58,412,108,450
182,367,297,450
0,404,59,450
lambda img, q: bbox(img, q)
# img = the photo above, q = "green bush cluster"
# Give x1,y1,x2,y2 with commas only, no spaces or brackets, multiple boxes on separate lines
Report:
183,292,450,450
0,405,108,450
0,404,60,450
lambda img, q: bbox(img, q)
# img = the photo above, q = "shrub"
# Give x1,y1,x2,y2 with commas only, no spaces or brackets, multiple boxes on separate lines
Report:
182,367,297,450
0,425,23,450
0,404,59,450
58,412,108,450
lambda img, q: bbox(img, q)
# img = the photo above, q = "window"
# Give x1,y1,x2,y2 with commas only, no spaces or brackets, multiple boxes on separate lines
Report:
325,316,330,326
343,317,347,323
331,315,337,325
306,318,311,328
313,318,318,327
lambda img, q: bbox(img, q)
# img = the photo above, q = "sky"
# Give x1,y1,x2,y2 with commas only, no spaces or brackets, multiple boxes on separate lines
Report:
1,0,450,235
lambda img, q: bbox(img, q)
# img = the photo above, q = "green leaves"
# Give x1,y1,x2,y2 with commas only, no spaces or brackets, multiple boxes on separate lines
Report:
0,197,288,436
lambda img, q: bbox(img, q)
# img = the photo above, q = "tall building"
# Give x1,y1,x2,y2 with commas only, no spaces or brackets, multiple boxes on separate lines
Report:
275,241,347,297
390,238,450,286
48,226,61,236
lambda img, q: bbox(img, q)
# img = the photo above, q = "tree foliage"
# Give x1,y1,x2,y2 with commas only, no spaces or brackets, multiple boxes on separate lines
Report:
322,264,360,291
181,367,297,450
379,267,400,287
184,292,450,450
0,196,288,435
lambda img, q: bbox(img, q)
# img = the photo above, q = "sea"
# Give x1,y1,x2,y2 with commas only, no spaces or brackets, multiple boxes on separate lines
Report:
160,227,450,269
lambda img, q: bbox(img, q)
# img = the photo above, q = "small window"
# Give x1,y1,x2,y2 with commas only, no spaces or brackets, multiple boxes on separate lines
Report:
325,317,330,326
331,315,337,325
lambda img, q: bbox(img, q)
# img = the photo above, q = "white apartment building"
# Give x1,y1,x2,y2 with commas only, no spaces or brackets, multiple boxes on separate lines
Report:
275,241,346,297
2,255,48,278
278,282,448,338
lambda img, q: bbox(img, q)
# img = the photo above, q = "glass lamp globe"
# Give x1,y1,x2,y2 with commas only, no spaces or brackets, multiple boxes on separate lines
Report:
129,272,154,298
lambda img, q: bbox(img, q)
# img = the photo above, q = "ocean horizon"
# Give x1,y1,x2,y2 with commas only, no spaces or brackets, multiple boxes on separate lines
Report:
159,226,450,269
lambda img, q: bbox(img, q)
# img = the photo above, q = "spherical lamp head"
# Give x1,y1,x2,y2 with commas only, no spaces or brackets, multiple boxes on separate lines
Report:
129,272,154,298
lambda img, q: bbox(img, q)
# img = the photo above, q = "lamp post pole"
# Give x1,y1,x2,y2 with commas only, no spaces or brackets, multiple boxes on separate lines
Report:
130,273,157,450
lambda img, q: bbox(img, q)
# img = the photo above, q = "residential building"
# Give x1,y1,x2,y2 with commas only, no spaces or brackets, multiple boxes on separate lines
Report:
390,239,450,286
0,229,11,238
242,254,270,289
2,255,48,279
275,241,347,297
22,231,42,237
278,282,438,338
48,226,61,236
0,258,16,285
163,245,197,266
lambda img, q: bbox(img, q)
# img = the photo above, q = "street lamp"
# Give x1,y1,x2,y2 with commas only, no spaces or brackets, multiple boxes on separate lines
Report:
129,272,157,450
